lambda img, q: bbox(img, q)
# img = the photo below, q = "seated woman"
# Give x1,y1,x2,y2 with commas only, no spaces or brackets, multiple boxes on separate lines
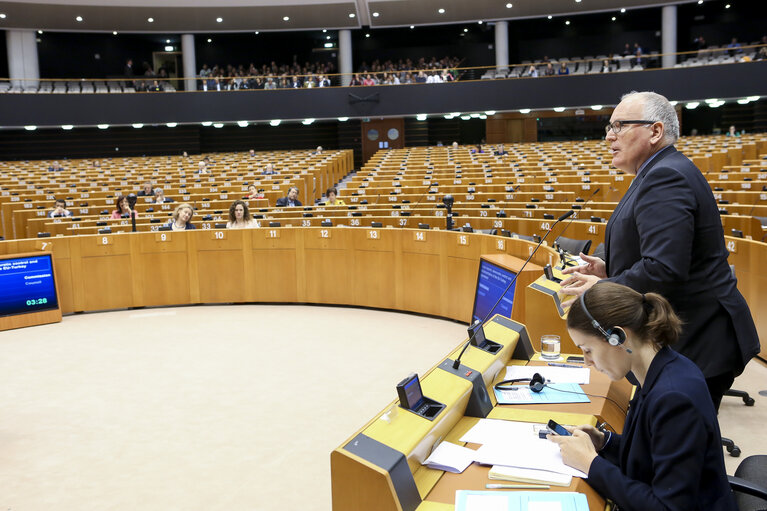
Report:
110,195,137,219
166,203,196,231
227,200,259,229
245,184,265,200
325,187,345,206
549,282,736,511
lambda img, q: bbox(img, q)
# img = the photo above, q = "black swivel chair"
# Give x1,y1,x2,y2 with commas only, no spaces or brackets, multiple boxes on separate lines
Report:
729,455,767,510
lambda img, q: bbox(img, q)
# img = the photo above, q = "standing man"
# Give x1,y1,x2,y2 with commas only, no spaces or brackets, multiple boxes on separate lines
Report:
275,187,302,207
560,91,759,409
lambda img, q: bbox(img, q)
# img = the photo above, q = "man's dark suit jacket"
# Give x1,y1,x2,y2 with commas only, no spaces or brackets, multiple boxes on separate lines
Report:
604,145,759,377
587,347,736,511
275,197,302,207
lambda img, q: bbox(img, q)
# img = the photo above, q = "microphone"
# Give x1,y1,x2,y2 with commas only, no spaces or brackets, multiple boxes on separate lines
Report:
553,188,600,266
451,212,571,370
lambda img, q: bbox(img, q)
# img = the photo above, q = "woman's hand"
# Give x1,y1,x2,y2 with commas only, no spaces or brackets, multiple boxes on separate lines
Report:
548,429,599,474
559,272,602,308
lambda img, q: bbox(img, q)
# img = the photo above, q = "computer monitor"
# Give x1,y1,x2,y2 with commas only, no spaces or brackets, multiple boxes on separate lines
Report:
0,253,59,318
471,259,517,324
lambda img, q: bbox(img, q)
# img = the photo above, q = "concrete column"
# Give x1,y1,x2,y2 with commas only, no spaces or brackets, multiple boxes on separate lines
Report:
6,30,40,89
181,34,196,91
338,29,352,86
495,21,509,72
662,5,677,69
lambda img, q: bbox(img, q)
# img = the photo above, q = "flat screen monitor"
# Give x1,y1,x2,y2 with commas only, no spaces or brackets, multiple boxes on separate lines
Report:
471,259,516,324
0,254,59,317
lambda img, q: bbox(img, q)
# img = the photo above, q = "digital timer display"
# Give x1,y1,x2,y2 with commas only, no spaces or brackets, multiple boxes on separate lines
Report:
0,255,59,317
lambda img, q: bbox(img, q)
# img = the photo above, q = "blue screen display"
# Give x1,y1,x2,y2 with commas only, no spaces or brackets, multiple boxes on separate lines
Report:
0,255,59,317
472,260,516,324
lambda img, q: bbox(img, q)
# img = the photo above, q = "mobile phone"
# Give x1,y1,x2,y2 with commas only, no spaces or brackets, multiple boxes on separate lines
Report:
547,419,572,436
566,355,584,363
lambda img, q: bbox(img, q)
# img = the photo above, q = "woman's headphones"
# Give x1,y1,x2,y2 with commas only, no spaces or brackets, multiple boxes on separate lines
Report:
494,372,546,393
579,291,631,353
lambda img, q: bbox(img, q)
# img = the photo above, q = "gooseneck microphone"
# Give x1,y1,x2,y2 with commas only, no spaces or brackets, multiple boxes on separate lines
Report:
451,208,575,369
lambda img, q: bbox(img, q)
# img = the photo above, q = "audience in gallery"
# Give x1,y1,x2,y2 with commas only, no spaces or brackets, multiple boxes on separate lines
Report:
324,187,345,206
226,200,259,229
47,161,64,172
48,199,72,218
275,186,302,207
111,195,137,219
167,203,196,230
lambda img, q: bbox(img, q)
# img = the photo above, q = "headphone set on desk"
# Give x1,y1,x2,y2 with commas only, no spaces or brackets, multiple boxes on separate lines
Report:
494,372,547,393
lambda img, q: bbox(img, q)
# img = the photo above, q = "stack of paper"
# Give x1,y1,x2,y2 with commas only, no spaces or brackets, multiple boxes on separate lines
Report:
422,441,476,473
488,465,572,487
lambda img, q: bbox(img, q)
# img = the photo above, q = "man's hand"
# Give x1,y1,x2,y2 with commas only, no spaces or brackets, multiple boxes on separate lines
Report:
559,272,602,308
561,252,607,279
548,429,598,474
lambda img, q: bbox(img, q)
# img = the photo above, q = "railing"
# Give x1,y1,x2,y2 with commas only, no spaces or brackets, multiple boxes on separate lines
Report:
1,44,764,94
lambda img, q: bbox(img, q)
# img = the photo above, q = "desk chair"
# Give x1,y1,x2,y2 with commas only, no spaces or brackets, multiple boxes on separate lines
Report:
728,455,767,511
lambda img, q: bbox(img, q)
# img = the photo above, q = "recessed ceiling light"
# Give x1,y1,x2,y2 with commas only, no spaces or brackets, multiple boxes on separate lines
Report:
464,28,468,32
478,20,483,24
485,110,496,115
166,39,170,44
506,3,512,8
0,13,6,19
201,122,212,126
283,16,290,21
207,38,212,43
438,8,446,14
416,114,427,121
326,35,331,39
410,25,414,29
270,120,281,126
697,0,703,4
302,119,315,125
166,122,177,128
164,46,173,51
147,17,154,23
338,117,349,122
565,20,571,25
611,16,616,21
725,3,730,7
132,123,143,128
747,96,760,101
75,16,83,22
237,121,249,127
547,15,553,19
620,8,626,13
113,31,117,35
97,124,109,129
372,12,380,17
365,33,370,38
216,17,223,23
591,105,603,110
685,102,700,110
61,125,73,130
349,13,356,18
254,31,259,34
24,125,37,131
519,109,531,114
323,29,327,33
213,123,224,128
553,107,566,112
38,30,43,34
460,33,465,37
576,0,582,2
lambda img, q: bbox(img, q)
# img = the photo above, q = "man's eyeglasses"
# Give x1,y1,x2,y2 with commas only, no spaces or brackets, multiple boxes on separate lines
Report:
605,120,655,135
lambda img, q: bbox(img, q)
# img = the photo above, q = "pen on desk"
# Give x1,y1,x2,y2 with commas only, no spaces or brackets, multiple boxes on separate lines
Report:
486,483,551,489
547,362,580,368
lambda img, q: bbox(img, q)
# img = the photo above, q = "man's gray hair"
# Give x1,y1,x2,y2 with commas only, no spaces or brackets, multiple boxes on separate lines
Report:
620,91,679,145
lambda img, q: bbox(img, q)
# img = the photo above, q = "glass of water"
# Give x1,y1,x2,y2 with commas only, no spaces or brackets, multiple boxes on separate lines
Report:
541,335,561,360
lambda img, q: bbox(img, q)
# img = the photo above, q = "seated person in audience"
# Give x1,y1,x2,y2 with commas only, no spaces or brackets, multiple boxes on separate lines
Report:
349,73,363,86
315,146,323,154
262,163,276,175
317,74,331,87
111,195,137,219
621,43,632,57
276,186,302,207
451,141,459,150
197,161,210,174
727,37,743,56
137,183,154,196
325,187,345,206
362,74,376,86
290,75,302,88
494,144,507,156
549,283,736,511
227,200,259,229
48,199,72,218
726,125,740,137
182,151,189,158
471,144,484,154
166,203,196,230
414,71,427,83
249,149,256,157
245,184,265,200
544,63,556,76
600,59,611,73
526,65,538,77
92,161,101,168
440,68,455,82
558,62,570,75
153,188,174,203
48,160,63,172
147,80,163,92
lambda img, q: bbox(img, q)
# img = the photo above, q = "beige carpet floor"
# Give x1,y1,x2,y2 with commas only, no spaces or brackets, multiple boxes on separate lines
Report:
0,305,763,510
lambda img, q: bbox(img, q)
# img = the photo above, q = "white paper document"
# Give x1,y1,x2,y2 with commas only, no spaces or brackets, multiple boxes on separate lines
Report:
474,439,587,478
459,418,543,445
422,441,476,473
505,365,591,384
